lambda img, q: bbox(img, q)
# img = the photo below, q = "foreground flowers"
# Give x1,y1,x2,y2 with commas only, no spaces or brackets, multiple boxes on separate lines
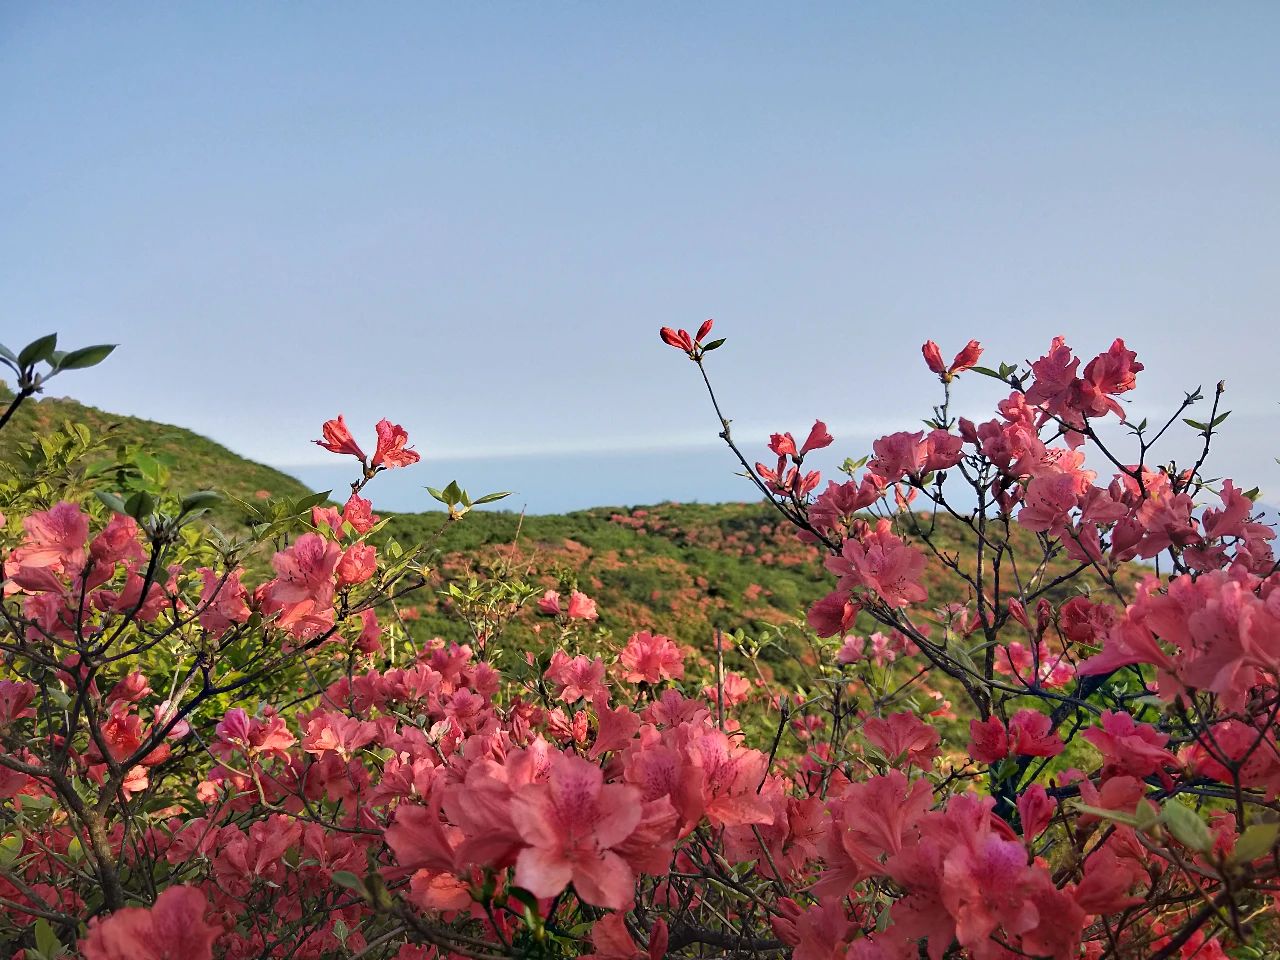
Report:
0,327,1276,959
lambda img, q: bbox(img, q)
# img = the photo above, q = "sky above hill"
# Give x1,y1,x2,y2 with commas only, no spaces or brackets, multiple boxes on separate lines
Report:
3,4,1279,512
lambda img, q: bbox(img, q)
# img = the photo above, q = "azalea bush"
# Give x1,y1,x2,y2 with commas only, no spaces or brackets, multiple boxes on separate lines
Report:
0,325,1277,960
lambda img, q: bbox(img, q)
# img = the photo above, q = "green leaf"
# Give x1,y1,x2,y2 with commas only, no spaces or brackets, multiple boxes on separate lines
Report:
34,919,62,959
180,490,222,514
292,490,333,514
331,870,368,898
1135,798,1161,831
56,343,117,370
509,886,541,913
1232,822,1280,864
1210,410,1231,428
970,365,1003,379
124,490,155,519
0,834,21,868
1183,418,1208,431
1071,802,1141,828
1162,799,1213,853
474,490,512,505
0,343,16,363
18,333,58,367
95,491,127,514
701,337,726,352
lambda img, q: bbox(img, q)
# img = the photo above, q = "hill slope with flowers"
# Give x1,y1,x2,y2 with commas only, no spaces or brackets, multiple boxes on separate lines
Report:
0,386,1121,663
2,327,1279,959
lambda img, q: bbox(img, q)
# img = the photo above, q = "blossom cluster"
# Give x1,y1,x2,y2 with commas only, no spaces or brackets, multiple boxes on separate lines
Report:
0,333,1277,960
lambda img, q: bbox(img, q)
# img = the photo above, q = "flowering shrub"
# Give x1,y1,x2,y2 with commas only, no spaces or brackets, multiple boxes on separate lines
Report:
0,325,1277,959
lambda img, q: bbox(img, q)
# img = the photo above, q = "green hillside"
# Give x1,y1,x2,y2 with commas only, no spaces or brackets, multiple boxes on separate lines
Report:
0,387,1126,683
0,381,310,522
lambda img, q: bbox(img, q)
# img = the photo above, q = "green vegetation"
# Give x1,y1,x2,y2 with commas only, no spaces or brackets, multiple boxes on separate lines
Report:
0,381,310,527
0,387,1126,679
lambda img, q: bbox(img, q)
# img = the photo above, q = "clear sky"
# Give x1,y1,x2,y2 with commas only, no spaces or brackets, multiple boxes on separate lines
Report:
3,4,1278,512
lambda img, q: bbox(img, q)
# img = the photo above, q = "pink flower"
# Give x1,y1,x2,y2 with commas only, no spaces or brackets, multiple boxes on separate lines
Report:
769,432,799,459
801,421,834,455
511,752,643,908
659,327,694,352
264,533,342,639
343,493,379,533
1018,470,1083,533
355,607,382,653
582,913,669,960
702,672,752,708
197,567,251,634
867,431,928,482
809,477,885,536
336,542,377,587
567,590,599,621
537,589,563,616
836,635,865,664
1081,710,1177,781
816,770,932,895
863,712,940,769
82,885,220,960
372,418,420,469
921,339,983,381
1007,709,1064,758
545,651,608,704
4,500,89,591
0,680,36,728
825,519,927,609
1076,338,1143,419
948,339,983,376
968,715,1009,764
659,320,714,355
314,415,366,460
922,340,947,376
1017,784,1055,839
1025,336,1080,414
302,711,379,760
311,504,344,535
212,708,296,761
618,631,684,683
808,591,860,638
89,513,145,569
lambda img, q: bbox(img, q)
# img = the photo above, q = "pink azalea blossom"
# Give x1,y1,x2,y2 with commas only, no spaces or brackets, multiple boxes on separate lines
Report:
511,752,643,908
82,885,220,960
372,418,420,469
314,415,366,460
618,631,684,683
825,519,927,609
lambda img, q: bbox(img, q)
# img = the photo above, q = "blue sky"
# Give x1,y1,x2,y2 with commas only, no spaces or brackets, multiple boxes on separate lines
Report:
3,4,1278,512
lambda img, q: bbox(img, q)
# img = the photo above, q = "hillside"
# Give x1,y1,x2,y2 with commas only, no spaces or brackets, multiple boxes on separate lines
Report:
1,389,1126,667
0,381,310,523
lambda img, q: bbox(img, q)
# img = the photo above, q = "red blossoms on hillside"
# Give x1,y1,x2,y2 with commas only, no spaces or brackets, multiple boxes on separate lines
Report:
314,416,420,469
922,339,983,382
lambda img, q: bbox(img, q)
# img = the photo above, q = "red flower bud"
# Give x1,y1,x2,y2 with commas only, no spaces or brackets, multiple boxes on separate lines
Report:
948,339,983,376
696,318,714,343
799,420,834,456
922,341,947,377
